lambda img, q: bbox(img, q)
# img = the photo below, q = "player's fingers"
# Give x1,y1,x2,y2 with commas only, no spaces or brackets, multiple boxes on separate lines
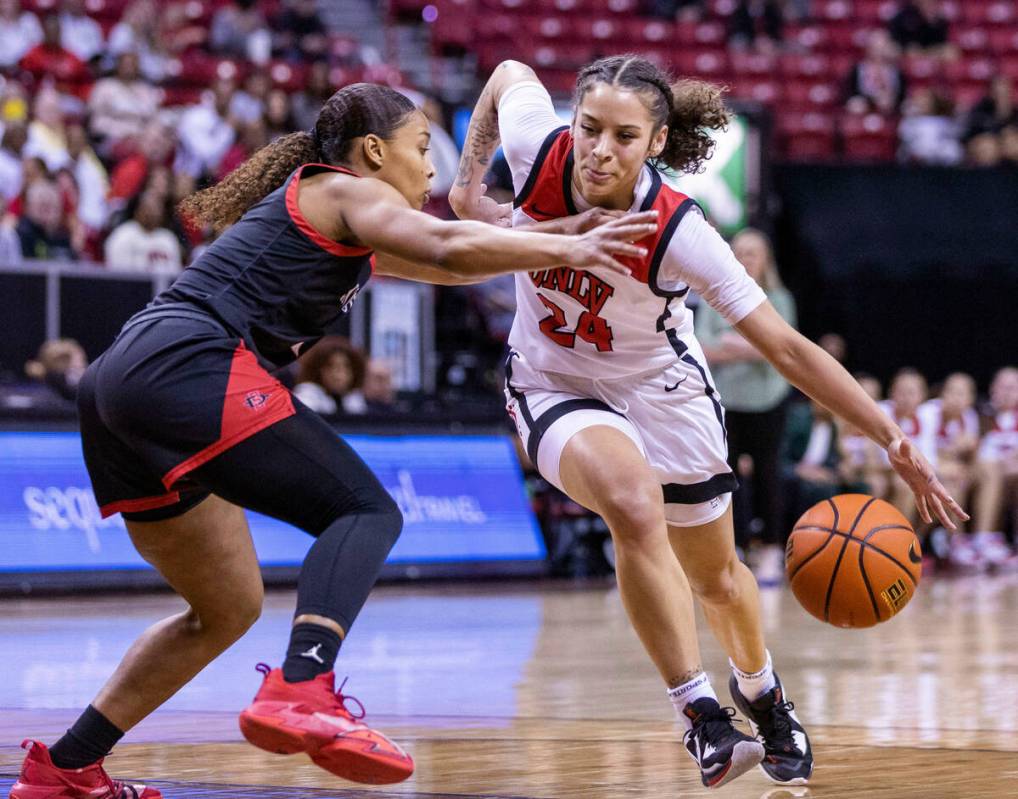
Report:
915,493,932,525
928,492,954,531
946,495,971,522
593,253,633,276
603,241,649,258
602,222,659,241
608,211,658,229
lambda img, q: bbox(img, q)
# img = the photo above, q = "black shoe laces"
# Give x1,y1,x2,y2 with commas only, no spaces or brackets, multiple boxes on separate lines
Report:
758,699,797,753
691,705,742,744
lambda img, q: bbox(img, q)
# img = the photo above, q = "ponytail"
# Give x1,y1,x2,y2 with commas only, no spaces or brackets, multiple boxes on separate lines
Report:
178,131,318,229
574,54,730,175
178,82,416,230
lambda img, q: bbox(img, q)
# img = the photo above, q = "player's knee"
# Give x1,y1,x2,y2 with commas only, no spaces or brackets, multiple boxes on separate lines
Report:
189,583,263,642
377,505,404,552
690,559,741,606
599,482,666,546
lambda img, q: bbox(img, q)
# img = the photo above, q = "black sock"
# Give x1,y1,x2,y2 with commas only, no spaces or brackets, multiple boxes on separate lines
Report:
49,705,124,770
282,623,342,683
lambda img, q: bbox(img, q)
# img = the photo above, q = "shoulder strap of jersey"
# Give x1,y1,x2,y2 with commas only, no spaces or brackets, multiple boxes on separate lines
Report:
514,126,572,218
285,163,373,258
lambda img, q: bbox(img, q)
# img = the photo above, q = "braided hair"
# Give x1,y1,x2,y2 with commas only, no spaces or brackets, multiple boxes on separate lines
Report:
573,55,729,175
179,83,417,229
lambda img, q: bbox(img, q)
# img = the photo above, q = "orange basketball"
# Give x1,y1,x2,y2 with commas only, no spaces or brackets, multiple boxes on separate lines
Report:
785,494,921,628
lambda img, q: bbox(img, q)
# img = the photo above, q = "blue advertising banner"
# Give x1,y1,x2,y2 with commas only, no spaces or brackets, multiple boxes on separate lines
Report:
0,432,545,573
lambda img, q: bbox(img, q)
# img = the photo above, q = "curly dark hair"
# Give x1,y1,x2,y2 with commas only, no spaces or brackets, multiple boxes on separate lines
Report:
178,83,417,229
574,54,729,175
297,336,366,393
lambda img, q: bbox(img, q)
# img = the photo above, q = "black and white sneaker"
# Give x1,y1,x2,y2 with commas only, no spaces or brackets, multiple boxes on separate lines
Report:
729,673,813,785
681,697,765,789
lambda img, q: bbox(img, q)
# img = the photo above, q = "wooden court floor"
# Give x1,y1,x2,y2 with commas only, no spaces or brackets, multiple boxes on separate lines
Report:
1,574,1017,798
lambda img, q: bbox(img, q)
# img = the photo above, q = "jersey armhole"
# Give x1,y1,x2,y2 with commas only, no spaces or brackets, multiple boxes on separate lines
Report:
647,198,700,298
513,126,569,209
285,164,374,258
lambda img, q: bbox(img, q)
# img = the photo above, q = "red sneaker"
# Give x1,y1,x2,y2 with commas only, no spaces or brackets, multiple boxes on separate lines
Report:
238,663,414,785
9,739,162,799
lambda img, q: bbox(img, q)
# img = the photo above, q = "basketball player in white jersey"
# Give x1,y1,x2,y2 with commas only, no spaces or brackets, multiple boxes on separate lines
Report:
878,368,937,525
450,55,968,789
972,366,1018,568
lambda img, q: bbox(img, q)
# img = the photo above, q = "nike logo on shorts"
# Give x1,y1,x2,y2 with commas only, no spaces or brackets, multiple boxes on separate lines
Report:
665,376,688,392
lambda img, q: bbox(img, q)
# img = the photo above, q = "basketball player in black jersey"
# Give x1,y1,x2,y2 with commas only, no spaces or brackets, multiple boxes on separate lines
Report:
9,83,659,799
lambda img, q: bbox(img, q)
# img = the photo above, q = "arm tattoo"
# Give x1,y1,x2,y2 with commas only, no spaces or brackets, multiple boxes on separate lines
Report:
454,81,502,189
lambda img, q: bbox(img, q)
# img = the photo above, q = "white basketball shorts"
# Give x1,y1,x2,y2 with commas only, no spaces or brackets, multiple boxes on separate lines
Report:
503,344,736,527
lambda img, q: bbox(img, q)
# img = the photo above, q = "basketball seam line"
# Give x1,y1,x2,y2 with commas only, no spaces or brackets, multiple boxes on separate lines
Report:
786,500,841,584
857,531,882,624
823,497,877,623
791,525,919,587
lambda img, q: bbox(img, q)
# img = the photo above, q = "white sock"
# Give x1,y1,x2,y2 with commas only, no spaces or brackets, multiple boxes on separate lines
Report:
667,672,718,731
730,651,775,701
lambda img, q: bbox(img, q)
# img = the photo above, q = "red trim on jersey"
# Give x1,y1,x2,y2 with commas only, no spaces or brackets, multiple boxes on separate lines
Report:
161,341,296,489
100,491,182,519
285,163,373,258
517,130,693,285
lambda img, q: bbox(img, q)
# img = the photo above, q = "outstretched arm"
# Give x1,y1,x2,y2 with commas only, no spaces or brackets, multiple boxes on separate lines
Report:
449,60,543,223
734,302,969,529
335,176,655,280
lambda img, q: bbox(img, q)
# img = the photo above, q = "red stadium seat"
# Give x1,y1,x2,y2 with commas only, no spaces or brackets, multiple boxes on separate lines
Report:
813,0,853,22
840,113,898,161
730,52,777,76
574,16,622,42
432,2,474,47
952,26,991,54
268,61,307,92
961,0,1014,26
476,12,517,40
855,0,897,22
674,49,729,80
783,81,839,110
902,54,943,83
1002,55,1018,81
590,0,639,15
779,53,831,79
532,42,595,69
776,111,836,160
730,77,781,106
786,24,829,52
622,18,675,46
987,27,1018,54
945,57,995,83
692,20,725,46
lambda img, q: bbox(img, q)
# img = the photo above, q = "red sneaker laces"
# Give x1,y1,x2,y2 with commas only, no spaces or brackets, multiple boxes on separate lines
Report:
254,663,366,719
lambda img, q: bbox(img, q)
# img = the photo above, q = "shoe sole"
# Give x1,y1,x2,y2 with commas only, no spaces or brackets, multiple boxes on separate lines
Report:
239,710,306,755
705,740,765,789
307,738,414,785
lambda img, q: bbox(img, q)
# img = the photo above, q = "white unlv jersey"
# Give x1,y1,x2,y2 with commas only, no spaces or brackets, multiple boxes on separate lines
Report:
498,83,765,380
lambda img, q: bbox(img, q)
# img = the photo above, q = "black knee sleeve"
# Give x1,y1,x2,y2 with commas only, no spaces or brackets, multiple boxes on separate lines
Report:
294,506,403,632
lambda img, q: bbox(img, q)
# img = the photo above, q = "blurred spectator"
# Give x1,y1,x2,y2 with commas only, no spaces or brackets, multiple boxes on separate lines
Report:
292,60,333,132
838,373,888,499
275,0,328,62
888,0,952,57
362,359,399,413
65,121,108,232
782,399,866,535
264,87,295,140
0,221,20,264
0,121,27,203
294,337,368,416
58,0,104,64
878,368,933,524
963,77,1016,167
210,0,272,64
87,52,161,157
817,332,846,364
898,86,962,165
24,337,87,402
972,366,1018,569
917,373,980,568
18,14,92,98
107,120,176,213
696,228,795,583
845,29,907,115
174,77,237,179
216,117,269,180
230,70,271,125
0,0,42,69
104,189,183,273
157,2,209,58
15,178,76,260
727,0,784,53
648,0,705,22
23,87,69,173
107,0,168,82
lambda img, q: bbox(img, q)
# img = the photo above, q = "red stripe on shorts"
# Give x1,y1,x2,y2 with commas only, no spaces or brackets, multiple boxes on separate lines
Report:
161,341,295,489
100,491,182,519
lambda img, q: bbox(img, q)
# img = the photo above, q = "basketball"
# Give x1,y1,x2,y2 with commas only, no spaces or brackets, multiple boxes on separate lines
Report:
785,494,922,628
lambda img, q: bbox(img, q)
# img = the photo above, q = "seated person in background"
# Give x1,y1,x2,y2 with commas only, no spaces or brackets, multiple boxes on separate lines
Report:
962,77,1017,167
845,29,907,115
25,337,87,403
104,189,182,272
971,366,1018,570
15,178,77,260
838,373,889,499
878,368,935,524
293,336,368,417
275,0,328,62
87,51,160,158
362,359,400,414
727,0,784,53
898,86,963,165
888,0,953,58
919,373,981,568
